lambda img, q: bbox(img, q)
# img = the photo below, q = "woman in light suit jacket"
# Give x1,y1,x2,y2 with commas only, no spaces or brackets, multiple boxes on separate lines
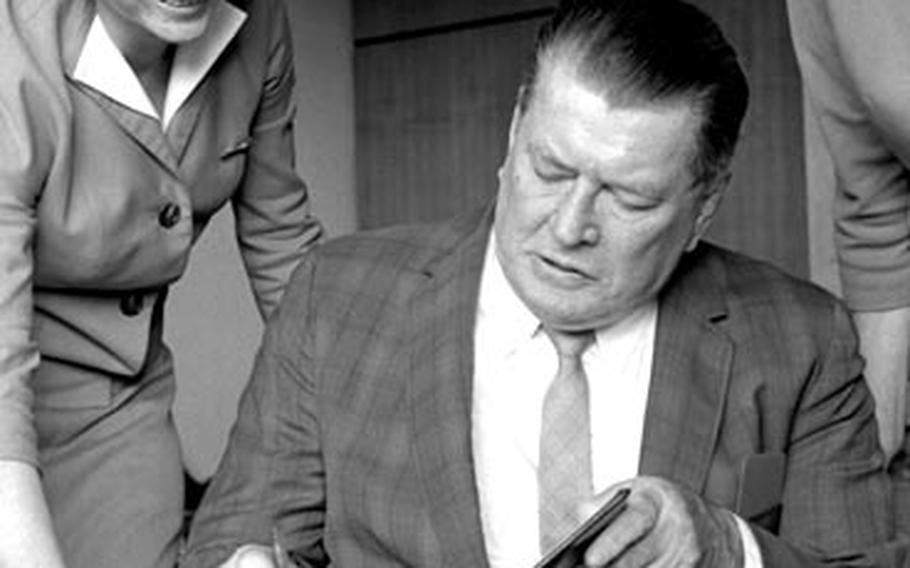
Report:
0,0,322,566
788,0,910,467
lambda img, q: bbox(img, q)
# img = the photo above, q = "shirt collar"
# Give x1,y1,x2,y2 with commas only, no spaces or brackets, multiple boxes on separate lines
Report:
477,234,540,360
73,0,247,128
478,235,658,356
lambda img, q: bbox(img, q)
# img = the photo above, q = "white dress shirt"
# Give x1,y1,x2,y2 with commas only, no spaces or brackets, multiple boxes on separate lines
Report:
472,236,762,568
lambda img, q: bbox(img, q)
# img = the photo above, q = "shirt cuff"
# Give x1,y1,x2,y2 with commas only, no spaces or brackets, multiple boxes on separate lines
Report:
218,544,276,568
734,514,764,568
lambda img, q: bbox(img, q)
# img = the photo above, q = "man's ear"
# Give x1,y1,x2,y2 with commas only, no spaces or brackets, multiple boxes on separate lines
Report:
507,86,527,150
498,89,526,183
685,172,730,252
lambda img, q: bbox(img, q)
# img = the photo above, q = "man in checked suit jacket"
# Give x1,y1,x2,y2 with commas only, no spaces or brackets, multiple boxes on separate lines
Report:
184,1,903,566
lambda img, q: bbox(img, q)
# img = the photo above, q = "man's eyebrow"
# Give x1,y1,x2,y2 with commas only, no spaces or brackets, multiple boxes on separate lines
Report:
528,142,672,197
529,142,572,169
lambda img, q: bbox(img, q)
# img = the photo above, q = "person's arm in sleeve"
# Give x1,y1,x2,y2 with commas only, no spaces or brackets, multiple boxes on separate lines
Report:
0,65,66,568
232,0,323,320
748,300,893,565
0,462,66,568
787,0,910,459
181,255,328,568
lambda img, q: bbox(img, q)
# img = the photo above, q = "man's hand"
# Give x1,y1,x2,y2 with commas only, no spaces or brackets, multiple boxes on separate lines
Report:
853,307,910,462
581,476,744,567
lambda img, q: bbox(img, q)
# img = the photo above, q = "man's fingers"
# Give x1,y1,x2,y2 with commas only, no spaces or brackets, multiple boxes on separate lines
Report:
602,536,660,568
583,496,658,566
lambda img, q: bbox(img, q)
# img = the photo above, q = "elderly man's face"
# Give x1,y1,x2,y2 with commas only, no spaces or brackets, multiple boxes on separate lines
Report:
494,60,721,332
97,0,214,45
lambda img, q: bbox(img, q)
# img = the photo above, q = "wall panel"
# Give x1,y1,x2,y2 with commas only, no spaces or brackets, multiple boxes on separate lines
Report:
356,15,543,228
691,0,807,276
355,0,553,40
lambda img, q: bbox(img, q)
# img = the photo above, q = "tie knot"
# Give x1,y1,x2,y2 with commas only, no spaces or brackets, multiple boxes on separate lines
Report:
544,327,594,361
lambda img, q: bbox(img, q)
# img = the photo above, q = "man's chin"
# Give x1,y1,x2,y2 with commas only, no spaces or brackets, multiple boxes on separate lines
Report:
529,302,606,332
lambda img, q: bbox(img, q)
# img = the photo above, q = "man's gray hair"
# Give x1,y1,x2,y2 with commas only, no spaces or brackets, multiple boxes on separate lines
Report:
519,0,749,187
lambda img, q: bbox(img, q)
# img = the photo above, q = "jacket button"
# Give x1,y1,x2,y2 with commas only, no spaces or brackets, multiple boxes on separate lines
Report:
120,293,144,316
158,203,181,229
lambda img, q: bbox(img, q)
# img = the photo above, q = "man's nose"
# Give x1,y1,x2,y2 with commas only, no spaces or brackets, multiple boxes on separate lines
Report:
551,180,601,246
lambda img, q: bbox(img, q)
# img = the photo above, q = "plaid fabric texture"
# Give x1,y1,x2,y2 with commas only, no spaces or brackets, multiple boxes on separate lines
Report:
182,206,896,567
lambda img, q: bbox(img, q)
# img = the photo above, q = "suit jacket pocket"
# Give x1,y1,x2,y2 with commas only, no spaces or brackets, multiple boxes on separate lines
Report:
220,137,253,160
735,452,786,533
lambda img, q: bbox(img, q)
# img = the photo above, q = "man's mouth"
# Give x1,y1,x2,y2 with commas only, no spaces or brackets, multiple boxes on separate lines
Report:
158,0,206,8
539,255,593,281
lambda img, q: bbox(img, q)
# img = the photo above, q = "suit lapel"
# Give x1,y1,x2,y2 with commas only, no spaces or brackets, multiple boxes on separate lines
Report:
165,0,248,158
167,80,210,164
71,83,180,173
65,10,180,174
77,68,213,172
408,210,492,567
638,246,734,494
